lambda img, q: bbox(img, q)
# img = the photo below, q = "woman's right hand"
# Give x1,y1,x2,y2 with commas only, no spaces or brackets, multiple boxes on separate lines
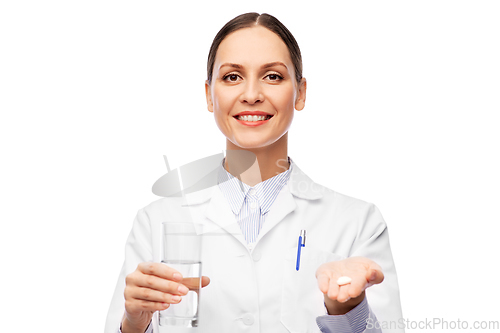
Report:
121,262,210,333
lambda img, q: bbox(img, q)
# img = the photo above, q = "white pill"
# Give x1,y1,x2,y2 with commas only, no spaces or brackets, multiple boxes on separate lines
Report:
337,276,352,286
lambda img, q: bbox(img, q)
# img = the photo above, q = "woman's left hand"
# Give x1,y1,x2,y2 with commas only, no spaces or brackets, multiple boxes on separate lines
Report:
315,256,384,315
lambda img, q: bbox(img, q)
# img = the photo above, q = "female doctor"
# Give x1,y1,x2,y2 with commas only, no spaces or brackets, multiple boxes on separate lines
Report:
106,12,404,333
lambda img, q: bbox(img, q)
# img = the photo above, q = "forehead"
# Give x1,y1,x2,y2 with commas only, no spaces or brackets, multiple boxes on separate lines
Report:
214,26,292,69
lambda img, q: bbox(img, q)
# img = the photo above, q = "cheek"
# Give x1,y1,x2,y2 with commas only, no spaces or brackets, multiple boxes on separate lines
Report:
212,88,233,114
211,88,233,133
273,87,296,114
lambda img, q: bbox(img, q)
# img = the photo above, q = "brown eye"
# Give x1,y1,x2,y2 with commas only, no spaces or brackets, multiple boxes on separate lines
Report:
266,73,283,81
223,73,240,82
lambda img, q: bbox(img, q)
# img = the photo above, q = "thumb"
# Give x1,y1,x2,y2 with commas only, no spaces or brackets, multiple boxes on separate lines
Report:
366,268,384,286
201,276,211,288
181,277,210,290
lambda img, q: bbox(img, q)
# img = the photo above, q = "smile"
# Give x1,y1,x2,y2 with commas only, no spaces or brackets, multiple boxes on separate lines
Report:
236,115,272,121
233,114,273,126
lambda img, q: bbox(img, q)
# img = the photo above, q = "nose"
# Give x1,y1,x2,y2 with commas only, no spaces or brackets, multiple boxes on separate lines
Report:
240,77,264,104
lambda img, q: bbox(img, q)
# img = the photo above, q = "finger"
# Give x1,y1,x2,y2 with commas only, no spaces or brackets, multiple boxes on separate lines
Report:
132,273,189,296
337,284,351,303
326,276,340,300
138,262,184,281
316,274,330,294
127,287,183,304
125,299,170,314
348,277,366,299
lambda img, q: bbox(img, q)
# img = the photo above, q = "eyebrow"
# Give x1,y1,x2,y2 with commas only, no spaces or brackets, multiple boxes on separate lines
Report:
219,61,288,71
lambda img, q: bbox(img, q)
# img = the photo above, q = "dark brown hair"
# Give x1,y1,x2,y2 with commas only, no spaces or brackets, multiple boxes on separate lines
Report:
206,12,303,86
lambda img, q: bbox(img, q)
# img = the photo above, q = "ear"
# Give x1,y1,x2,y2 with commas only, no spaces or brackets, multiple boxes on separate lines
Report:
205,80,214,113
295,78,307,111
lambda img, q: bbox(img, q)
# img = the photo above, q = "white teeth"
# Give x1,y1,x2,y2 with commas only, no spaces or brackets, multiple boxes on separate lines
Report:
237,115,269,121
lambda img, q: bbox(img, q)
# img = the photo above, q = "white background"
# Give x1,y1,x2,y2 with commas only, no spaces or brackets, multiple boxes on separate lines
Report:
1,1,499,331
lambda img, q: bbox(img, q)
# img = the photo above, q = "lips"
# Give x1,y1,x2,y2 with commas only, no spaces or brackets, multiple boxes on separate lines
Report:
234,111,273,117
233,111,274,127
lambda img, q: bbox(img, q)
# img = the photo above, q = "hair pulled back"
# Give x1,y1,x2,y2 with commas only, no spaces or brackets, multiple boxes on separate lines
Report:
206,12,303,86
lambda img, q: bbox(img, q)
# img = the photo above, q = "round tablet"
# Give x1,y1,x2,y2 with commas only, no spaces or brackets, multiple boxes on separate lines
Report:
337,276,352,286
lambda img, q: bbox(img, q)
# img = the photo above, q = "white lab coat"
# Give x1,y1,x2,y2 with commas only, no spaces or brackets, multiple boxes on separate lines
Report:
105,160,404,333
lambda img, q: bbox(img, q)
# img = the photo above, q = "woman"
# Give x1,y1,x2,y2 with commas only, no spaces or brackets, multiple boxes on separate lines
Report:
106,12,403,333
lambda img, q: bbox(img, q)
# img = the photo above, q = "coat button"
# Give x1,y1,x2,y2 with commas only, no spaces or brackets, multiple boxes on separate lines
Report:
242,313,255,326
252,251,262,262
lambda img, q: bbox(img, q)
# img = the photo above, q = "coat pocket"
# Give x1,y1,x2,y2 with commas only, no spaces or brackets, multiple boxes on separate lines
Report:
280,246,345,333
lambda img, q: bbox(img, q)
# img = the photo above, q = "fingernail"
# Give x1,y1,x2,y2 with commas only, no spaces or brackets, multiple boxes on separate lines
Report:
173,273,182,280
370,271,377,281
178,285,189,294
171,295,181,302
339,296,351,303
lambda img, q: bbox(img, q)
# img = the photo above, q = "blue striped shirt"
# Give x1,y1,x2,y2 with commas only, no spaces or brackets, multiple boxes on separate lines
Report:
218,156,292,245
217,156,370,333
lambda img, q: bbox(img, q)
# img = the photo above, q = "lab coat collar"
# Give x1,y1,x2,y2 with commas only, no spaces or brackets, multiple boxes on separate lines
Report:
287,157,324,200
179,156,323,247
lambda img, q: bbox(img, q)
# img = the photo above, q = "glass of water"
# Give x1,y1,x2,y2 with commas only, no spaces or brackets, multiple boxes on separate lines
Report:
159,222,204,327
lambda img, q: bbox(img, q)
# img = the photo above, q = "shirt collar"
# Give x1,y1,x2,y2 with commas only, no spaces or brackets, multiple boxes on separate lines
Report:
218,157,293,215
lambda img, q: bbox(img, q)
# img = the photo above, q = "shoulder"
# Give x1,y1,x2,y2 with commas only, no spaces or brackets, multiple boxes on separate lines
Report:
290,160,379,213
323,185,380,217
290,161,386,231
317,182,384,223
138,196,189,220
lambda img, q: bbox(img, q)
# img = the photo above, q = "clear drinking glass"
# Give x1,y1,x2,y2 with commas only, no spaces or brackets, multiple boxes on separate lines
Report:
159,222,203,327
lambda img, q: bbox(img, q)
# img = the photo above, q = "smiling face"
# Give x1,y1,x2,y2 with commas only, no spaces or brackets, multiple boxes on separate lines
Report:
205,25,306,151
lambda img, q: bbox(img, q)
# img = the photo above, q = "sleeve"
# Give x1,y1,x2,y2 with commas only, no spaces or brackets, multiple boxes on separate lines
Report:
316,296,372,333
348,203,405,333
118,321,153,333
104,208,155,333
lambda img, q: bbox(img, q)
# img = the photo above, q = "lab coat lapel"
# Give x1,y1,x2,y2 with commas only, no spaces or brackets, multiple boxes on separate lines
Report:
256,162,323,243
256,184,296,243
203,186,247,247
180,183,247,247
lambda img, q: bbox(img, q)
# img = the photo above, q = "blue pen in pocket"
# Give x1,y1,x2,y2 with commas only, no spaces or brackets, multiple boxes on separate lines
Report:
296,230,306,271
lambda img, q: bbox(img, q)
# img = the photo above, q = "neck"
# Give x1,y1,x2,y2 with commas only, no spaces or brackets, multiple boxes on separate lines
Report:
224,133,290,187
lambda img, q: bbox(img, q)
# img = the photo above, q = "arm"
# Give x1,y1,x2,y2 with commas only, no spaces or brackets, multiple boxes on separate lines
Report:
105,207,210,333
315,204,404,333
316,296,370,333
105,208,154,333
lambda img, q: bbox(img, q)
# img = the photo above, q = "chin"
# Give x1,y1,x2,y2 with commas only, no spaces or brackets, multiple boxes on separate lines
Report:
233,137,280,150
233,142,268,150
